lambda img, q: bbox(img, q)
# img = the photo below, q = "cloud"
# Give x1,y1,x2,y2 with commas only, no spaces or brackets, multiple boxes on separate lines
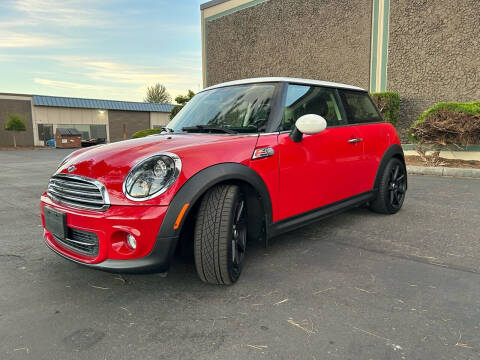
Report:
8,0,109,27
34,78,112,91
32,54,202,101
49,56,202,89
0,31,62,48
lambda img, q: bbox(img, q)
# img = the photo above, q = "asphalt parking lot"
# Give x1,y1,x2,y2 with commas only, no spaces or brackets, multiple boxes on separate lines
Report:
0,149,479,360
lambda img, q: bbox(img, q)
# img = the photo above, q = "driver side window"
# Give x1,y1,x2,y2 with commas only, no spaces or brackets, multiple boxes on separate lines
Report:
280,84,344,131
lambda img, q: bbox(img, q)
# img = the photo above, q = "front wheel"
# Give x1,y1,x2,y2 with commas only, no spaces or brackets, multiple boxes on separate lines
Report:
370,158,407,214
194,185,247,285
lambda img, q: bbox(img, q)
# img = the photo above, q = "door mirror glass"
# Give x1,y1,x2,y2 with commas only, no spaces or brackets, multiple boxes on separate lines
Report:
295,114,328,134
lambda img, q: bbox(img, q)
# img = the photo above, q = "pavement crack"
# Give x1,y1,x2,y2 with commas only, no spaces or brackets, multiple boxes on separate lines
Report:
327,240,480,275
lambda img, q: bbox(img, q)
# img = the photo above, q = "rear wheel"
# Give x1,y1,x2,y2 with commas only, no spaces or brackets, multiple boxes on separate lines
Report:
194,185,247,285
370,158,407,214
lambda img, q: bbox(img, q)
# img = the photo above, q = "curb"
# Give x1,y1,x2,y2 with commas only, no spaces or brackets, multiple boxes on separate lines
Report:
407,166,480,178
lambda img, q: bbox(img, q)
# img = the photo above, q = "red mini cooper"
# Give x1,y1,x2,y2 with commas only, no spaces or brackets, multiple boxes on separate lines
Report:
41,77,407,284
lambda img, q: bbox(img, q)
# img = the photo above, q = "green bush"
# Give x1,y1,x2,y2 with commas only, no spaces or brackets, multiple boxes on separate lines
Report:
409,101,480,166
370,92,400,126
132,128,163,139
409,102,480,142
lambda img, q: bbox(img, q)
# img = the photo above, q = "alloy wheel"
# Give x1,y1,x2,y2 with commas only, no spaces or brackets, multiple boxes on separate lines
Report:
231,198,247,269
388,164,406,208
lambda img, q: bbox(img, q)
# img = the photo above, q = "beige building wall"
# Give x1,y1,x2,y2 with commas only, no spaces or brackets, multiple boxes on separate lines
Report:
201,0,263,87
150,112,171,128
202,0,372,89
387,0,480,141
33,107,109,146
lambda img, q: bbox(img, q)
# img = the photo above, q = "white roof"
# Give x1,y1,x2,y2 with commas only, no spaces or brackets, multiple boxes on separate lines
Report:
202,77,366,92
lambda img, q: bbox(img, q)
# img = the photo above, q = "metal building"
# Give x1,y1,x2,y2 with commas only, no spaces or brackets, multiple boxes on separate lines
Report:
0,93,174,147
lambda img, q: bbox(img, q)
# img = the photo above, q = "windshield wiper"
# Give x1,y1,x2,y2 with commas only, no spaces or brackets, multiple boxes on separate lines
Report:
161,127,174,133
181,125,238,134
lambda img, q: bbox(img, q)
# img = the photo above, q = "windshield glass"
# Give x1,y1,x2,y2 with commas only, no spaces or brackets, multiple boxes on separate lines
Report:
168,84,275,134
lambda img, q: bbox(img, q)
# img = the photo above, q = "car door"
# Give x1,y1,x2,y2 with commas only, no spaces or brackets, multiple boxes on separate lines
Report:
277,84,366,221
337,89,388,189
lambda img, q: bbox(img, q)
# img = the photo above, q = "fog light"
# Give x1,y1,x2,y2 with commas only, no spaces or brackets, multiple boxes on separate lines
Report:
126,234,137,250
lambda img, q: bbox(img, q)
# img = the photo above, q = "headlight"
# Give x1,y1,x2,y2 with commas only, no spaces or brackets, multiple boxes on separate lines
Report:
123,152,181,201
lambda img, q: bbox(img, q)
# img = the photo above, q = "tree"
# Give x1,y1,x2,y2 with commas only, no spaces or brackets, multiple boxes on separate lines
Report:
144,83,172,103
170,90,195,119
5,114,26,148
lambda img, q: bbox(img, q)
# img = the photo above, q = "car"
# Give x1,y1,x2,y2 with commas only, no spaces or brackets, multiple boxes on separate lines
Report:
40,77,407,285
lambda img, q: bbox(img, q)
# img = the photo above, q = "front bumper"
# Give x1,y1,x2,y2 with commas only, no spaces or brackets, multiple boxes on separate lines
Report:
41,194,176,273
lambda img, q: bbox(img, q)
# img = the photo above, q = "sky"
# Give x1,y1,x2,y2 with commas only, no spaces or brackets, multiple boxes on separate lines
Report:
0,0,205,103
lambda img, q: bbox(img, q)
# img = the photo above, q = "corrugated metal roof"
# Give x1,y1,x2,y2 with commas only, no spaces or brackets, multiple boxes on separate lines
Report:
33,95,174,113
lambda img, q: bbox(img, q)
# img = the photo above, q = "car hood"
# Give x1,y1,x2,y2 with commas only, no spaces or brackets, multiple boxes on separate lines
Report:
57,133,260,206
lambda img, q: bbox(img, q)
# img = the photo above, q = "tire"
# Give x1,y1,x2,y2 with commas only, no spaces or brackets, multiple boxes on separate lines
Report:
194,185,247,285
370,157,407,214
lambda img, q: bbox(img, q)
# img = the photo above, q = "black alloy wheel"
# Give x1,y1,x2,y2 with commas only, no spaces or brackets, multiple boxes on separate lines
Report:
388,162,407,209
231,197,247,276
370,157,407,214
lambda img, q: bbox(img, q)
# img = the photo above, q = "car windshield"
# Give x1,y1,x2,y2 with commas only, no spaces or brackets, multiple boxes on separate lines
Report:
168,84,275,134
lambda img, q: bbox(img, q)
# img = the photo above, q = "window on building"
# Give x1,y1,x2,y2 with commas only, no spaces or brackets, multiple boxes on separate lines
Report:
337,90,383,124
281,85,345,131
57,124,107,140
90,125,107,140
37,124,53,141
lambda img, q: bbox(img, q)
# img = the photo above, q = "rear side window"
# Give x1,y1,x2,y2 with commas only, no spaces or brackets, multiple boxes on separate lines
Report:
280,84,345,131
338,90,383,124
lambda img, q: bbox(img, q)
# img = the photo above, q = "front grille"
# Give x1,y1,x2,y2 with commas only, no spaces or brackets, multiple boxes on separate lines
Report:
54,228,99,257
47,174,110,211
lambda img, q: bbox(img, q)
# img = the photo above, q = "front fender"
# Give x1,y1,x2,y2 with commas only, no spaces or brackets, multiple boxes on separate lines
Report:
156,162,273,241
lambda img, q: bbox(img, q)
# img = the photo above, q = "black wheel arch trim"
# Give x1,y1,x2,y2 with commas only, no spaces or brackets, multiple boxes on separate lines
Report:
373,144,407,192
157,162,273,241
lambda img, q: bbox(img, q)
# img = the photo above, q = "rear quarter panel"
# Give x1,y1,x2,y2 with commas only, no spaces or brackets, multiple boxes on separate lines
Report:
360,123,401,188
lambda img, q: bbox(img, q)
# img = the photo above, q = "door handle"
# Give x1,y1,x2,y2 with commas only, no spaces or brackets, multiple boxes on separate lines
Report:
347,138,363,143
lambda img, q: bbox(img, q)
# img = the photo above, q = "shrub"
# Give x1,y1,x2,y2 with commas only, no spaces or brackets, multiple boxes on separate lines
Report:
132,128,163,139
370,92,400,126
409,102,480,166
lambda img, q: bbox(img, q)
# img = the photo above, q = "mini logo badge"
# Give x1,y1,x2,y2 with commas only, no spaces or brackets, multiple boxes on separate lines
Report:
67,165,76,173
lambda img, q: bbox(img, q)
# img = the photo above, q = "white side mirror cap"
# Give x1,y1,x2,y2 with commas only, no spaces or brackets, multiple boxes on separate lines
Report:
295,114,327,135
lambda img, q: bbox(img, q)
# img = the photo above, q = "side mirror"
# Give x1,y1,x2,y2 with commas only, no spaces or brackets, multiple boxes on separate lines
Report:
290,114,327,142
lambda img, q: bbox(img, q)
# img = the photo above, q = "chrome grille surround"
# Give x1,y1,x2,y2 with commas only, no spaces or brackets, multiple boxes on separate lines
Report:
47,174,110,211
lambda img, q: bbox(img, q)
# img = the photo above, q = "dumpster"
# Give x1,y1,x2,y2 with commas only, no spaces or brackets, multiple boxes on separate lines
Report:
55,128,82,148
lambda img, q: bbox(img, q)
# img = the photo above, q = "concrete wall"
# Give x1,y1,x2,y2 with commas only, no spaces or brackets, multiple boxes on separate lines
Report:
0,96,34,147
150,112,171,128
202,0,480,143
33,107,109,146
388,0,480,141
108,110,150,142
204,0,372,89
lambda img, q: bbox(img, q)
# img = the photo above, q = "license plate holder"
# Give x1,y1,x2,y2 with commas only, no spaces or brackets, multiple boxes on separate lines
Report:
44,206,67,239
